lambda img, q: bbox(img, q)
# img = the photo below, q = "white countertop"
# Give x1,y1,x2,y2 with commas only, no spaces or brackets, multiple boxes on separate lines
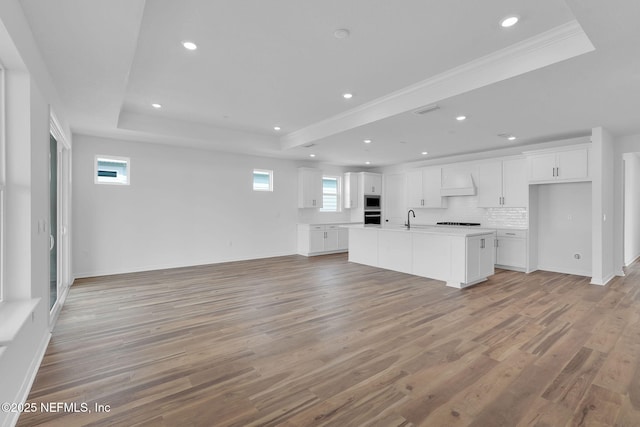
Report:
342,224,496,237
298,221,362,226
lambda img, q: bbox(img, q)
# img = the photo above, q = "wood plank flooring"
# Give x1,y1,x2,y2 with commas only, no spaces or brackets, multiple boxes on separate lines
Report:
17,254,640,426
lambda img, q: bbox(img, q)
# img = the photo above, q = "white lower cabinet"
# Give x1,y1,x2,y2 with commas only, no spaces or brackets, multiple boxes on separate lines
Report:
495,229,528,271
465,234,495,285
298,224,349,256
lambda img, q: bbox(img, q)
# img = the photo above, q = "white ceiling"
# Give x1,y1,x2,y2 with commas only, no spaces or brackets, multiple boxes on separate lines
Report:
18,0,640,166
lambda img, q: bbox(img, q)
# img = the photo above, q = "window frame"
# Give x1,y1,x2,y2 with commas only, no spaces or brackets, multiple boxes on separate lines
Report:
320,175,341,213
95,155,130,186
253,169,273,192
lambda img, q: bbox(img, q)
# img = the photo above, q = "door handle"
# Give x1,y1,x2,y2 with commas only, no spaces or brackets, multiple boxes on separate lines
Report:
49,234,55,250
481,238,485,249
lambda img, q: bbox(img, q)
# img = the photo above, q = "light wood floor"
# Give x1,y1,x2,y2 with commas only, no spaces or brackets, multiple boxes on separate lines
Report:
18,254,640,426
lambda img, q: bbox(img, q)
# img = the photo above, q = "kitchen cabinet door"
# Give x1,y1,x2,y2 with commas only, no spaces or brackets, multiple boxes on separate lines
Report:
502,158,528,207
557,148,588,180
406,170,424,208
298,168,323,208
466,235,495,283
479,235,495,277
309,229,326,253
323,229,339,251
496,237,526,269
362,172,382,195
529,153,557,182
406,168,446,208
477,161,503,208
422,167,446,208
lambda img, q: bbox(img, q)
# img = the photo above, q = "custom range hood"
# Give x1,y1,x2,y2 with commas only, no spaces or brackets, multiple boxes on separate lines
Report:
440,168,476,196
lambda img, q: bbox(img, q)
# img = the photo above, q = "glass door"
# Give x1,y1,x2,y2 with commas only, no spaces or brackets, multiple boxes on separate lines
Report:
49,134,58,310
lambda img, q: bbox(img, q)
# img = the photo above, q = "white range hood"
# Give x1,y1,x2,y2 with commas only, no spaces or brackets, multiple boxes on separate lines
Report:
440,168,476,196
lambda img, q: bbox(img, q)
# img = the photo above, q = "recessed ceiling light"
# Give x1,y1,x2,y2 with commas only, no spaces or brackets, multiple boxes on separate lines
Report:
508,136,517,141
421,151,428,155
310,154,316,157
151,103,162,109
500,16,519,28
343,93,353,99
365,161,371,165
363,139,372,144
182,41,198,50
333,28,350,39
273,126,281,131
456,115,466,121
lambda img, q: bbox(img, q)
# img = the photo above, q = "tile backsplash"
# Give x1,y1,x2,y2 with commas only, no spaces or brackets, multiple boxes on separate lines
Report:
412,196,528,229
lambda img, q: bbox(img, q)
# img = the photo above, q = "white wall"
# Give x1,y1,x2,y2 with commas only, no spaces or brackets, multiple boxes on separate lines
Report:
623,153,640,265
536,182,592,276
0,1,73,424
73,134,307,277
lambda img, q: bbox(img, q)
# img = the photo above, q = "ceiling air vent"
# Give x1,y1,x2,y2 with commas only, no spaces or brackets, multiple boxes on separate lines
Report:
413,104,440,115
303,143,316,148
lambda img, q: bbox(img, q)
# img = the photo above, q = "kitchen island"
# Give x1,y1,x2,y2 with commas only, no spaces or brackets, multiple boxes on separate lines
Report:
343,224,496,288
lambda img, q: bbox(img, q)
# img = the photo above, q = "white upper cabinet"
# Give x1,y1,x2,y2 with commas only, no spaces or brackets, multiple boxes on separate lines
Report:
344,172,359,209
527,145,590,183
362,172,382,195
407,167,447,208
477,158,527,208
298,167,323,208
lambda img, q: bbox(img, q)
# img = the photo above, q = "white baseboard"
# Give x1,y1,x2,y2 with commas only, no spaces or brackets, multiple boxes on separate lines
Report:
590,272,616,286
536,264,591,278
3,332,51,427
624,253,640,267
73,251,297,279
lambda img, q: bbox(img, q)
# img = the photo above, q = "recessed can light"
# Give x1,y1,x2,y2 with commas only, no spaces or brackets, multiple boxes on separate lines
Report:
500,16,519,28
273,126,281,131
333,28,350,39
310,154,316,157
508,136,517,141
343,93,353,99
421,151,428,155
363,139,372,144
365,161,371,165
456,115,466,121
182,41,198,50
151,103,162,109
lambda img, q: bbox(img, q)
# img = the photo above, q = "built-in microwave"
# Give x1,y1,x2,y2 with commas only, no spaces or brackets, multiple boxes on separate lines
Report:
364,195,381,210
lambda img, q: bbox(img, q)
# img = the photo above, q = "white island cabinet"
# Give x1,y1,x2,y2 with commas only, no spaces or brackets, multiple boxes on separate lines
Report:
345,225,496,288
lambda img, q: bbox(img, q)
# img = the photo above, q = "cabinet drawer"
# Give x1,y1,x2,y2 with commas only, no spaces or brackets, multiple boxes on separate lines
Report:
310,225,325,231
496,229,527,238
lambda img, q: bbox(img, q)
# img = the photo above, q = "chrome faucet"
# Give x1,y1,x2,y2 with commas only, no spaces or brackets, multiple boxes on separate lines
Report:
406,209,416,229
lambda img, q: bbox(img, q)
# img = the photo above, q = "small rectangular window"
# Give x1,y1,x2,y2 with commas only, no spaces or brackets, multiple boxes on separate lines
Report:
95,156,129,185
320,176,340,212
253,169,273,191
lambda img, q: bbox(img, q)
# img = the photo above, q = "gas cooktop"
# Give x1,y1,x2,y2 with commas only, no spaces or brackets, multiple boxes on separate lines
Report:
436,222,481,226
